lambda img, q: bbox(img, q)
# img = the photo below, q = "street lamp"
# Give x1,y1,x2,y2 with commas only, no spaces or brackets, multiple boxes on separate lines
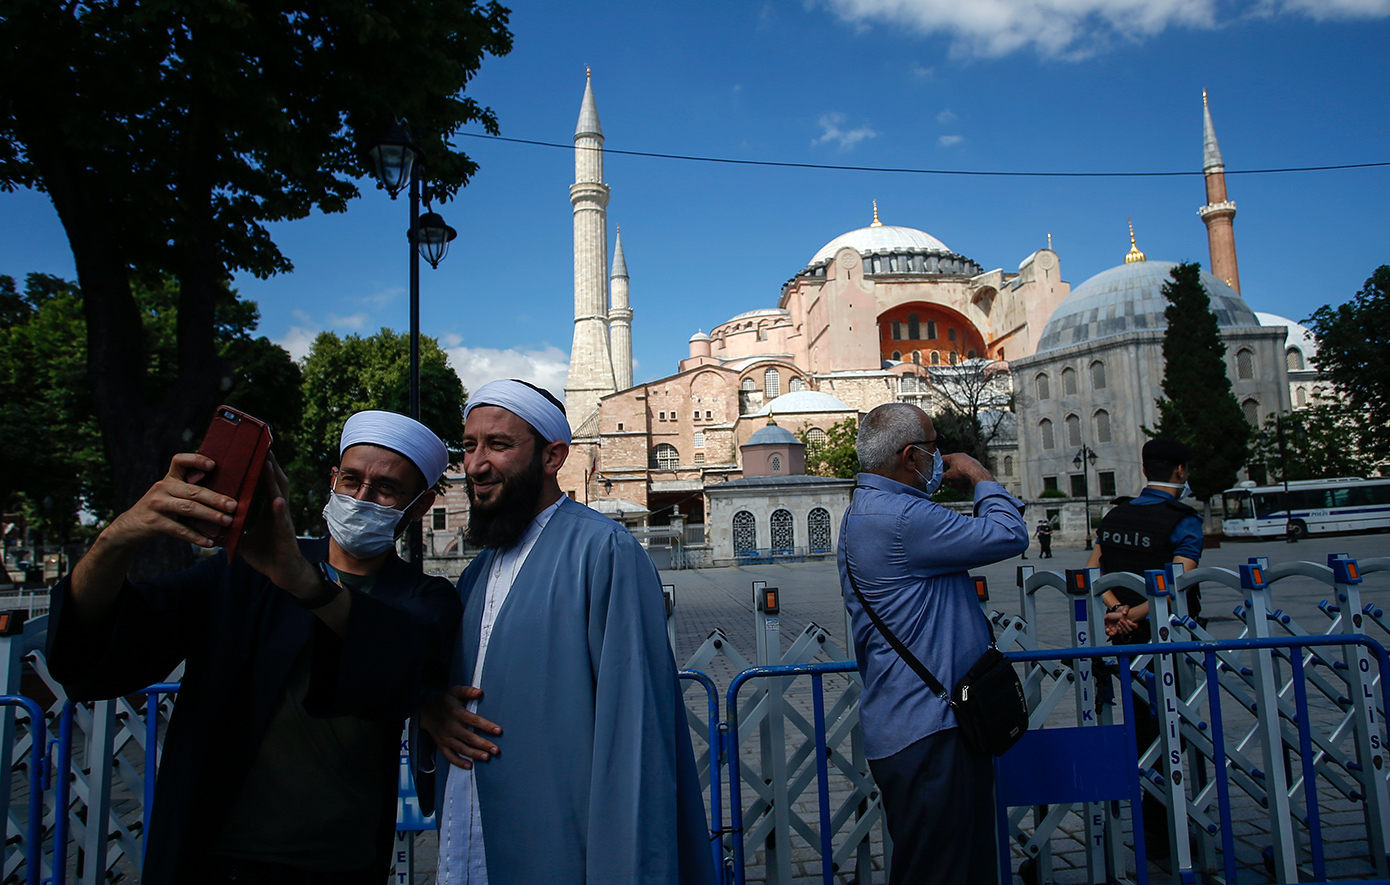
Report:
1073,444,1098,549
366,121,457,568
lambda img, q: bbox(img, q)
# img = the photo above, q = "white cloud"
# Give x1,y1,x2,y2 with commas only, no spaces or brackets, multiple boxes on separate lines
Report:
361,286,404,308
1266,0,1390,17
820,0,1264,58
444,344,571,401
936,109,957,124
939,134,964,146
326,312,368,330
277,326,321,362
910,62,936,78
812,113,879,150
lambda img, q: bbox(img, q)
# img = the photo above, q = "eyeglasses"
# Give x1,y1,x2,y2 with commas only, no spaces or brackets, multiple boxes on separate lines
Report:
333,471,407,508
904,435,951,454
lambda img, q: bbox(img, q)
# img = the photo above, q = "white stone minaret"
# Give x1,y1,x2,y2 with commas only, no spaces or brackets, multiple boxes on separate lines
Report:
565,69,616,425
608,228,633,391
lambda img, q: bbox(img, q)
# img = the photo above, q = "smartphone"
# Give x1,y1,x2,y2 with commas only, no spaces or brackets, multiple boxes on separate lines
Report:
194,405,273,560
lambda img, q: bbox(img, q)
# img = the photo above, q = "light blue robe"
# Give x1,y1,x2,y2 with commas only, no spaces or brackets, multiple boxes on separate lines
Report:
431,497,716,884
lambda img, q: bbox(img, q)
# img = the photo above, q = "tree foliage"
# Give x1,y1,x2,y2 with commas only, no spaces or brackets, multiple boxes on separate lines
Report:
0,274,300,544
1304,266,1390,465
291,328,466,531
1152,262,1251,501
800,418,859,479
0,0,510,574
1246,406,1376,485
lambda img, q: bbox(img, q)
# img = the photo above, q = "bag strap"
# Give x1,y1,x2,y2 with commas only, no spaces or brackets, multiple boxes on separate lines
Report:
845,486,997,704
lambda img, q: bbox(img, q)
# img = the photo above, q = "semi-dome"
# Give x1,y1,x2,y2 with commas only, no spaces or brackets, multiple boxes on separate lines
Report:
1255,312,1317,362
1037,260,1258,353
752,390,853,416
744,423,803,447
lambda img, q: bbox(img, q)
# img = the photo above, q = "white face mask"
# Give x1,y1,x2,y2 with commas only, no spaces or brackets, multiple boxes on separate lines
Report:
914,445,944,496
322,487,422,559
1150,480,1191,498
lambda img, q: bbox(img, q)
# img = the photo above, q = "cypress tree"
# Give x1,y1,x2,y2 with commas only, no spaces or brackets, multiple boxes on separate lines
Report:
1152,262,1252,505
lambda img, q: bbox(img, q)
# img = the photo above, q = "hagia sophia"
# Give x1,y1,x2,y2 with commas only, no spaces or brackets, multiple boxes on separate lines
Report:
429,75,1320,564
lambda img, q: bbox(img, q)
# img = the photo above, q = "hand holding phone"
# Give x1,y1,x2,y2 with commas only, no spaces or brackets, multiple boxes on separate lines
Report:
193,406,273,560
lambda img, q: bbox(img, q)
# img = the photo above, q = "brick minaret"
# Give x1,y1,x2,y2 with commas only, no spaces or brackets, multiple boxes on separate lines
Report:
1198,91,1241,293
565,69,616,426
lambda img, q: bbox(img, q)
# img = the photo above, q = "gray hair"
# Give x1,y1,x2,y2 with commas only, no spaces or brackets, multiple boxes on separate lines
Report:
857,403,927,473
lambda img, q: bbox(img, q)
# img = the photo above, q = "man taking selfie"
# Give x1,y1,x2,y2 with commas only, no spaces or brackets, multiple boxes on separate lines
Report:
46,410,460,885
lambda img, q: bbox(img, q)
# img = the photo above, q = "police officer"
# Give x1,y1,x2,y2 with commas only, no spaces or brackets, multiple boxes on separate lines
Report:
1085,437,1203,860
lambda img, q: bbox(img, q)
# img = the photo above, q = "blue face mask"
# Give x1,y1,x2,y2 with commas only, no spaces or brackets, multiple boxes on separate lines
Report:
914,446,944,496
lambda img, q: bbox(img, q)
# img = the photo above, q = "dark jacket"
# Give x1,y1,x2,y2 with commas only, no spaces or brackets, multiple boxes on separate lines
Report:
46,538,460,885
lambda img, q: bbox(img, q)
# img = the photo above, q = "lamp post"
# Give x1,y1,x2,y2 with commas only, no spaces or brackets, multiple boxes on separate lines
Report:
1074,444,1098,549
366,122,457,568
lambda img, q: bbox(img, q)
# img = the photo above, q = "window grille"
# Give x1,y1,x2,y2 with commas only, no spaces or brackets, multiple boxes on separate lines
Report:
770,509,794,550
808,508,832,551
733,511,757,553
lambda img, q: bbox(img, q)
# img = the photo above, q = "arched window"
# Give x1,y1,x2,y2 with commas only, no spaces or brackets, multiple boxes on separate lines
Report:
891,350,902,361
901,375,917,392
908,314,920,339
1094,409,1112,444
1090,360,1107,390
927,320,938,340
1296,386,1308,407
650,443,679,470
1236,349,1255,380
1035,373,1050,401
912,351,922,365
1242,398,1260,426
770,509,794,551
967,349,977,359
789,376,805,392
741,378,756,391
806,428,827,447
693,431,705,448
892,321,903,340
1286,348,1304,371
1003,456,1014,476
948,327,956,342
769,454,782,472
948,351,958,365
1066,413,1081,447
733,511,757,553
808,508,832,551
1040,419,1055,450
930,351,940,365
764,368,780,397
1061,367,1078,396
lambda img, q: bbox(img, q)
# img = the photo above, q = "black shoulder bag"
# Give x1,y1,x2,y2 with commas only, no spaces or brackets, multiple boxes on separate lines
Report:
845,498,1029,756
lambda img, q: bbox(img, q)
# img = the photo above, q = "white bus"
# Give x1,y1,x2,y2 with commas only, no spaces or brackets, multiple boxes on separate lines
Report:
1222,477,1390,539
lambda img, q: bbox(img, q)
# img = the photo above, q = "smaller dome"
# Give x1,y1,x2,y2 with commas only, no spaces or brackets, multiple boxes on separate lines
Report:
753,390,853,416
810,225,953,267
744,423,803,447
689,330,710,342
1255,312,1318,361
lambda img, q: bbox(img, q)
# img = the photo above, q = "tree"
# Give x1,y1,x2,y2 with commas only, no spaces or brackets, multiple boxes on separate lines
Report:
1151,262,1252,505
925,359,1012,467
0,273,300,544
1,1,511,574
1247,406,1375,485
1305,266,1390,465
800,418,859,479
291,328,466,531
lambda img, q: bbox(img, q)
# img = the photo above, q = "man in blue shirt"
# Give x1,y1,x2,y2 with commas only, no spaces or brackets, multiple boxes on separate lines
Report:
838,403,1028,885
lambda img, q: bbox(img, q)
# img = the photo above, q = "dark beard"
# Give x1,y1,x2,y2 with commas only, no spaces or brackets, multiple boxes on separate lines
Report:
465,447,545,549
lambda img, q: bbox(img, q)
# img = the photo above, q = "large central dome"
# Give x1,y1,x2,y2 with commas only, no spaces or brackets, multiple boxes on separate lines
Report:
809,224,953,266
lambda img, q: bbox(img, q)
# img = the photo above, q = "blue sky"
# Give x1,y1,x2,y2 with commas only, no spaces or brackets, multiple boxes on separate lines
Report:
2,0,1387,399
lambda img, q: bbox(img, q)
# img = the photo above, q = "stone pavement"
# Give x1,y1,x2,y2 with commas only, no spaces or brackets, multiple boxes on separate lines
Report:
406,533,1390,883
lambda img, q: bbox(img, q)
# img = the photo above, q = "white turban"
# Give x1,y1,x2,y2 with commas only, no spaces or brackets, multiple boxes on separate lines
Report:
465,380,571,445
339,410,449,486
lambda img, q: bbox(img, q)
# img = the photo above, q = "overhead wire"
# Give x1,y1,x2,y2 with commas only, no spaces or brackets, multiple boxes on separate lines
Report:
456,131,1389,179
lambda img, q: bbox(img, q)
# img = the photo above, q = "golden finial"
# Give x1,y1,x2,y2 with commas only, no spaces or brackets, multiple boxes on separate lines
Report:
870,200,883,228
586,66,591,79
1124,218,1147,264
1202,89,1208,109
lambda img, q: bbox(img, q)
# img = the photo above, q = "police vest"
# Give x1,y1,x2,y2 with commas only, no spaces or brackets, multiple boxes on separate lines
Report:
1098,496,1198,639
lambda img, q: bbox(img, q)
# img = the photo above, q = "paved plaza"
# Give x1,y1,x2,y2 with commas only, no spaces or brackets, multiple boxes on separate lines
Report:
400,532,1390,884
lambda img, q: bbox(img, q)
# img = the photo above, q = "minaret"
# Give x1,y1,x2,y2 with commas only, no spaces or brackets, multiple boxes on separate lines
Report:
608,228,633,391
1198,91,1241,293
565,68,616,425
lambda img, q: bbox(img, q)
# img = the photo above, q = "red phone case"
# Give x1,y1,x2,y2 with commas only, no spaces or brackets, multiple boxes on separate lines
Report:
195,405,273,560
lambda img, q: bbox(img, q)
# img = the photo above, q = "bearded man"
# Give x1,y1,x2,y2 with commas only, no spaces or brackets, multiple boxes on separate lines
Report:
46,411,460,884
420,379,716,885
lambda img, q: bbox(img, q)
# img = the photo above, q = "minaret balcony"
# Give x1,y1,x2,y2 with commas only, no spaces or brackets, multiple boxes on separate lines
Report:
1198,200,1237,219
